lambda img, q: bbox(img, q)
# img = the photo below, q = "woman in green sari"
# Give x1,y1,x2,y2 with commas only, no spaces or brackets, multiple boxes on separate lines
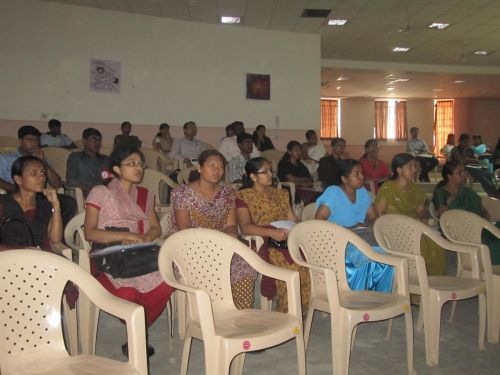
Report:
433,160,500,264
375,153,446,276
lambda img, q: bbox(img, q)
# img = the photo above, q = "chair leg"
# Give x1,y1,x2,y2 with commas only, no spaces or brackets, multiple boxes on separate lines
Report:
260,296,272,311
180,333,192,375
386,318,393,339
331,314,354,375
350,325,357,351
423,295,443,366
478,292,486,351
177,291,186,340
63,300,78,355
296,332,307,375
304,307,315,348
447,300,457,322
487,284,500,343
403,310,415,375
415,304,424,332
229,353,245,375
79,292,100,355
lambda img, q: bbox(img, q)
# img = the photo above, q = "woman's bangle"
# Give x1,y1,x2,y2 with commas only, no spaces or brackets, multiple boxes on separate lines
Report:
51,207,62,213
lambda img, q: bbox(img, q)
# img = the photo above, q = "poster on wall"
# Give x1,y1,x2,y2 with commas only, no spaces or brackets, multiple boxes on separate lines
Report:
90,59,121,93
246,73,270,100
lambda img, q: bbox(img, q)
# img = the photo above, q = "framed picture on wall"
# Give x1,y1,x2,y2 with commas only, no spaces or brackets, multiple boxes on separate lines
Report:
90,59,121,94
246,73,270,100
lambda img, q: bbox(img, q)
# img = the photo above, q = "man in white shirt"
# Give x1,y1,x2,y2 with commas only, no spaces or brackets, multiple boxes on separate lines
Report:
40,119,76,149
302,130,326,175
228,133,254,182
170,121,209,167
406,127,438,182
218,121,259,161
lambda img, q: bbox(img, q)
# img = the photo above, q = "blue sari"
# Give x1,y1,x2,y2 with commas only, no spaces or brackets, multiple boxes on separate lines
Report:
316,186,394,292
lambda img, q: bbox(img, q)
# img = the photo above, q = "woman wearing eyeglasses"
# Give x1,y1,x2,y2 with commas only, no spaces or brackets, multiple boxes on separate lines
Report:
168,149,257,310
84,146,173,357
236,157,310,313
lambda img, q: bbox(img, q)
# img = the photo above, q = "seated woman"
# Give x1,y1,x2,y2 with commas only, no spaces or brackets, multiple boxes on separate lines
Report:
152,122,173,156
359,139,391,194
315,159,393,292
277,140,313,188
375,153,446,276
168,149,256,310
236,157,310,313
0,155,62,251
433,160,500,264
84,146,173,357
253,124,275,152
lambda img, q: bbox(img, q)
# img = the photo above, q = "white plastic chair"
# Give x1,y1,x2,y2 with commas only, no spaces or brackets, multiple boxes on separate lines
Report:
374,214,486,366
440,209,500,343
63,212,98,355
64,186,85,214
139,168,178,206
43,147,73,181
0,249,147,374
301,202,317,221
288,220,414,375
158,228,306,375
482,195,500,221
141,147,175,174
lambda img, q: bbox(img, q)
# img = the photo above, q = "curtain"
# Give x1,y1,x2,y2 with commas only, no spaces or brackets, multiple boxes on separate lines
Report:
434,100,454,155
374,101,388,140
320,99,338,138
395,101,408,140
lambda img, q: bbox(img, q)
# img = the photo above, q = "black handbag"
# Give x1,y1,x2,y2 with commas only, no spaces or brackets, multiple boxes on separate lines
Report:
0,214,36,247
91,227,160,278
267,237,288,250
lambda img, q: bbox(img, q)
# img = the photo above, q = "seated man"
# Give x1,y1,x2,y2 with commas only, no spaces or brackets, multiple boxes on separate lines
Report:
0,125,76,225
451,133,498,197
302,129,326,174
66,128,111,197
330,137,349,161
218,121,259,161
40,119,76,149
407,126,439,182
170,121,209,167
227,133,254,183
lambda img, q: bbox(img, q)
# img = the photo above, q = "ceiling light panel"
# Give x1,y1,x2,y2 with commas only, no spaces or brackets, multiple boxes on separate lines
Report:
221,16,241,24
328,19,348,26
428,22,450,29
392,47,410,52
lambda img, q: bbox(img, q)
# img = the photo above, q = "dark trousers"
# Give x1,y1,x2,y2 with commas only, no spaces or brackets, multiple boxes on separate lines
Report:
416,156,439,182
58,194,77,227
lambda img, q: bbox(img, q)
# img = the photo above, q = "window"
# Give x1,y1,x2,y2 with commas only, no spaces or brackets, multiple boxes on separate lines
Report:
320,98,340,138
374,99,408,140
434,100,454,155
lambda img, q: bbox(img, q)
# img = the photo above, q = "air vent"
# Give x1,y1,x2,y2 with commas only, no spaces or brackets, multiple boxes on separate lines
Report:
301,9,331,18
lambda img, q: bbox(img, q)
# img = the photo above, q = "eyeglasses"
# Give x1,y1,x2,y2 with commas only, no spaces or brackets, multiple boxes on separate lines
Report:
256,169,273,175
121,161,147,169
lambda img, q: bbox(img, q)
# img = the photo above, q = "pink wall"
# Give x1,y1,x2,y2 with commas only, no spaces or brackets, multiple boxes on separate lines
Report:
454,99,500,147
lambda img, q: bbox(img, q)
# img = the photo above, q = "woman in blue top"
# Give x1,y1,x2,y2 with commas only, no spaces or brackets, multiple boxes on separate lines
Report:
315,159,393,292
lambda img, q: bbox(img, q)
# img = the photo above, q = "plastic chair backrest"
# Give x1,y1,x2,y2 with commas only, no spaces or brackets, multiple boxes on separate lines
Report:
482,196,500,221
159,229,254,318
0,250,89,370
139,168,178,204
301,202,317,221
440,209,498,271
43,147,72,180
64,212,90,251
374,214,430,278
428,200,439,220
288,220,368,295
